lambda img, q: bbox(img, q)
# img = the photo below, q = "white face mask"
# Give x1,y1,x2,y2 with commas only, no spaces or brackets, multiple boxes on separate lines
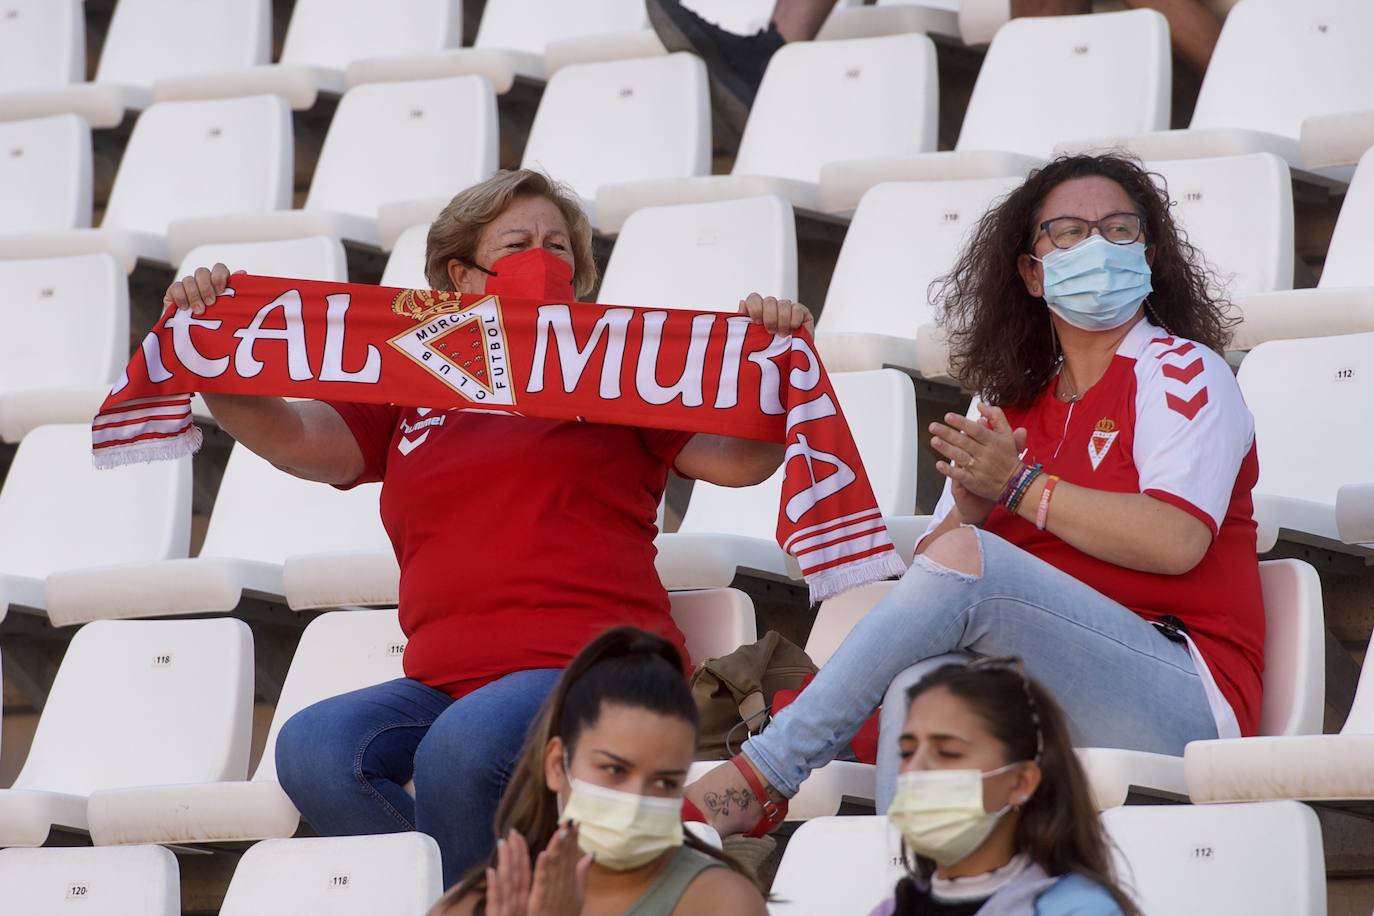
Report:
560,777,685,871
887,763,1021,867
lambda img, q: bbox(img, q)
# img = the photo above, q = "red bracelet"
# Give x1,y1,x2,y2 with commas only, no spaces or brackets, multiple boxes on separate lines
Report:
1035,475,1060,531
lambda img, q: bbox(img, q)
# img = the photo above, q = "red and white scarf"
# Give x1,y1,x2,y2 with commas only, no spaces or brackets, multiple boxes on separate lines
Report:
93,275,906,600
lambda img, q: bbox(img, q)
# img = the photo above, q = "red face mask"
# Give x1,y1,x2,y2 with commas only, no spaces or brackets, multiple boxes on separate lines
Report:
475,247,576,302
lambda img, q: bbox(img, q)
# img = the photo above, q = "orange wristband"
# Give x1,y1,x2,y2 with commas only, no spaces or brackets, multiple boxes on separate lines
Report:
1035,475,1060,531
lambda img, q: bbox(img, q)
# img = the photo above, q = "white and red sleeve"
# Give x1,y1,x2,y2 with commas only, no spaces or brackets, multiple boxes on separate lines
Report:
1132,340,1255,534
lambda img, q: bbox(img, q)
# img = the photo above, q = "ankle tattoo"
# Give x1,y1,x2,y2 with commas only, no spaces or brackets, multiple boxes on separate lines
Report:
702,787,754,818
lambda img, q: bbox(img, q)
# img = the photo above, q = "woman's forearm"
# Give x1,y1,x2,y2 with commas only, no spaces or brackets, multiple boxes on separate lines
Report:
1012,476,1212,575
201,394,363,485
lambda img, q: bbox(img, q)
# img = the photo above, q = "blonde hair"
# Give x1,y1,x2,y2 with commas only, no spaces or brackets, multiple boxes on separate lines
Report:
424,169,597,298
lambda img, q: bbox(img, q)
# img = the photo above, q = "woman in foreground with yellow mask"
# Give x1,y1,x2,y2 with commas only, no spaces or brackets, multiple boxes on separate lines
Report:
880,658,1138,916
429,627,767,915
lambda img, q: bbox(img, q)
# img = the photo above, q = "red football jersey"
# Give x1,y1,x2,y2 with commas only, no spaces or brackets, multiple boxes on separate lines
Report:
926,320,1265,735
327,402,692,698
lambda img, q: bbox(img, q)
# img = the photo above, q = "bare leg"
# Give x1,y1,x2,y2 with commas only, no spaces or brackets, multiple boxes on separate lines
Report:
771,0,840,42
1123,0,1223,75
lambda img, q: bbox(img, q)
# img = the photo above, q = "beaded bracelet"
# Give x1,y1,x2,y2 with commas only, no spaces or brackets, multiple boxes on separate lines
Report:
1002,463,1044,514
999,463,1031,506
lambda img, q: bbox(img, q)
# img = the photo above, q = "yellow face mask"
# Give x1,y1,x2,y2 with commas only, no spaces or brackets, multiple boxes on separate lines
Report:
887,764,1019,867
560,777,685,871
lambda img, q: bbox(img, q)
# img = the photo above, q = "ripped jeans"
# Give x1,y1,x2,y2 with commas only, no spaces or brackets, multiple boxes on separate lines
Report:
741,527,1218,802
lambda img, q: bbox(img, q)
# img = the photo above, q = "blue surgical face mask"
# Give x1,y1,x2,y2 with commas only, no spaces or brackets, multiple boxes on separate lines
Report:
1033,234,1152,332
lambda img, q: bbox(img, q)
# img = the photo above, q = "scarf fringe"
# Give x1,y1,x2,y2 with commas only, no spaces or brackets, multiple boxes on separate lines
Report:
92,426,202,469
804,549,908,604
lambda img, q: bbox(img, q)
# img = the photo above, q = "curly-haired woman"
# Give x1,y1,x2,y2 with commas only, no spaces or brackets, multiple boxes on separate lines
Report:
682,153,1264,837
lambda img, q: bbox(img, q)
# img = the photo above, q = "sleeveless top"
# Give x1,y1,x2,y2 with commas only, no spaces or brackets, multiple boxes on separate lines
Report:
623,846,724,915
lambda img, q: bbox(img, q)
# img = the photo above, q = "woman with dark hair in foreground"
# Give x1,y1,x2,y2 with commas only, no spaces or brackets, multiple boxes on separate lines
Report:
684,153,1264,838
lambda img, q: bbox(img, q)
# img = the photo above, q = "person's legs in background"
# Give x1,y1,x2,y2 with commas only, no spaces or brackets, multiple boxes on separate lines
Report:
412,667,563,889
645,0,838,134
275,678,454,836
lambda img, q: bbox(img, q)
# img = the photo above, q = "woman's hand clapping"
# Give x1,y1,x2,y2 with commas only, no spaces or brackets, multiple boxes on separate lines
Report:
930,403,1029,521
486,825,592,916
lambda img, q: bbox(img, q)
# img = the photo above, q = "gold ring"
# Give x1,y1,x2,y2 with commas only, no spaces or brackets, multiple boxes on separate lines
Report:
967,456,977,470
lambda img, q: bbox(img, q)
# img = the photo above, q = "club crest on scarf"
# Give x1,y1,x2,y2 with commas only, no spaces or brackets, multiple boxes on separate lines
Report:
388,290,514,405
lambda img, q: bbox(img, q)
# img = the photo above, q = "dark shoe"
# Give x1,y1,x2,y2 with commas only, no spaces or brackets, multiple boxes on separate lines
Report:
646,0,785,136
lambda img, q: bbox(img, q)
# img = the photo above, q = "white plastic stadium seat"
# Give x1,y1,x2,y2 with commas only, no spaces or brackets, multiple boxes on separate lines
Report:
1301,108,1374,176
0,95,292,272
656,370,917,589
768,816,906,915
1238,332,1374,547
88,610,405,846
0,845,179,916
1062,0,1374,173
1232,147,1374,350
1187,622,1374,806
597,35,938,231
669,589,757,665
0,618,253,846
167,77,496,261
154,0,462,111
815,177,1020,374
0,0,270,128
597,195,798,311
0,114,91,235
176,237,349,286
1102,802,1325,915
0,256,127,442
44,444,389,626
0,424,189,625
818,9,1169,207
523,54,709,233
380,224,431,290
346,0,650,95
0,0,83,95
219,834,442,916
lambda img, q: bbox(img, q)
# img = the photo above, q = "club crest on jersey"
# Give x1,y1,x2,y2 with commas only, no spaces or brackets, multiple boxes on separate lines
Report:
1088,418,1119,471
388,291,514,405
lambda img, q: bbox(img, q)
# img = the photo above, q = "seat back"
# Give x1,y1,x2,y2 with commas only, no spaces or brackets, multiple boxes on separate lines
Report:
769,815,905,915
306,77,497,221
103,95,292,239
0,0,83,92
0,424,189,579
200,445,390,564
96,0,270,88
475,0,647,55
599,195,797,310
668,589,757,666
1341,637,1374,734
734,35,937,184
1191,0,1374,142
219,834,442,916
524,54,709,204
253,610,406,782
818,177,1021,341
0,845,179,916
1238,332,1374,526
679,370,917,540
381,223,430,289
0,114,91,233
177,237,348,284
806,581,899,668
0,255,126,393
13,618,254,795
1102,801,1325,915
1319,146,1374,288
957,9,1170,157
281,0,461,70
1256,559,1326,737
682,0,861,34
1149,153,1294,297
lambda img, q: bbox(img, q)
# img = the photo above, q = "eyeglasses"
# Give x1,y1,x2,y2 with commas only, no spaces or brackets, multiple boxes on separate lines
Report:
1037,212,1144,250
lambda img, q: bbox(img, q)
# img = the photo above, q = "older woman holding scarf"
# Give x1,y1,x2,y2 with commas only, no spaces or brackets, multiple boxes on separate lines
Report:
163,169,814,887
684,153,1263,837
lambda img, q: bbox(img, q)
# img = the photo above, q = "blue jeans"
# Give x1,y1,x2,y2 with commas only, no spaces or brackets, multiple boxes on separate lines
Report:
743,527,1219,803
274,668,561,889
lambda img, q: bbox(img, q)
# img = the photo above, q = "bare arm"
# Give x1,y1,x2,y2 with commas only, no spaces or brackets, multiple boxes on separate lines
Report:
674,866,768,916
168,265,365,485
675,434,784,487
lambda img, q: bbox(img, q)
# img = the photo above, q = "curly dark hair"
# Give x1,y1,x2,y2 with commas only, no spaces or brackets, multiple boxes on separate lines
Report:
933,153,1236,408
